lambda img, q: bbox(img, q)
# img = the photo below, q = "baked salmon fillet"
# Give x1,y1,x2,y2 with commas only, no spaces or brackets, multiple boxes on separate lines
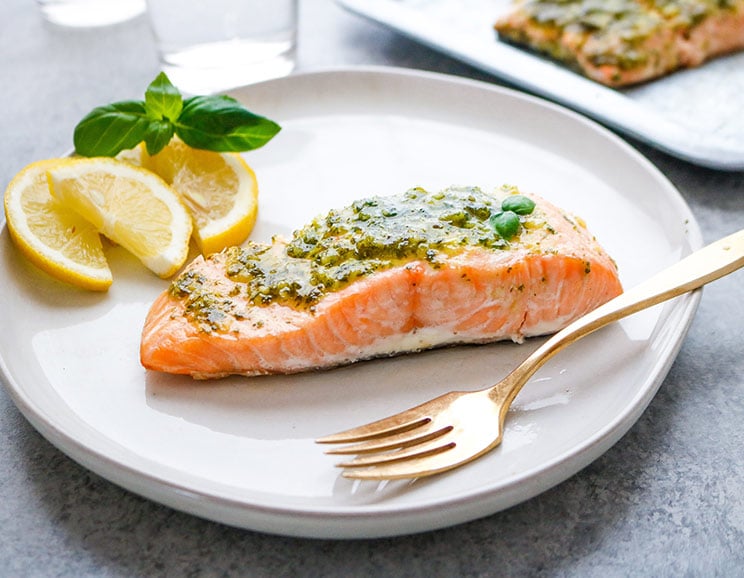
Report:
140,186,622,379
494,0,744,86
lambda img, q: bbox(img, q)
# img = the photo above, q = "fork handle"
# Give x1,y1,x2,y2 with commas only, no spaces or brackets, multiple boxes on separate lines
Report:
491,227,744,407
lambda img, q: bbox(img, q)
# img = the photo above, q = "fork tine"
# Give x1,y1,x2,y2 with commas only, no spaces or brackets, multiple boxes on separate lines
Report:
335,435,456,468
315,413,431,444
316,391,463,444
323,423,453,455
340,442,484,480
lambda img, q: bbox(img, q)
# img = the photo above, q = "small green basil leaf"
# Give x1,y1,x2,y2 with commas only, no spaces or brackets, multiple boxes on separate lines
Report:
73,100,152,157
143,120,175,156
501,194,536,216
174,95,281,152
489,210,521,239
144,72,183,122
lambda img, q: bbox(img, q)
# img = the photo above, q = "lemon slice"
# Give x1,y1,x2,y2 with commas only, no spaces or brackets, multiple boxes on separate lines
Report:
115,144,145,167
48,157,192,278
142,138,259,255
3,159,113,291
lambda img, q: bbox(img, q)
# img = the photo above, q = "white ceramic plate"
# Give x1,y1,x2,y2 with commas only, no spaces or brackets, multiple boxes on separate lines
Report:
337,0,744,170
0,68,701,539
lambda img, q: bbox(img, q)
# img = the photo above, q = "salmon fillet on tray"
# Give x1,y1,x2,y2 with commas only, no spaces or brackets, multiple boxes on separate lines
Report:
141,186,622,379
494,0,744,86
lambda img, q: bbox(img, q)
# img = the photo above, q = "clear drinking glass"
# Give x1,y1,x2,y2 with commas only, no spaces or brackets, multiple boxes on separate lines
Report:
145,0,298,95
37,0,146,27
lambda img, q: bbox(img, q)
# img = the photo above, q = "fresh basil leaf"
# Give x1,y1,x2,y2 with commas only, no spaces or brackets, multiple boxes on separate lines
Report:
144,72,182,122
72,75,281,157
174,95,281,152
74,100,152,157
143,120,175,156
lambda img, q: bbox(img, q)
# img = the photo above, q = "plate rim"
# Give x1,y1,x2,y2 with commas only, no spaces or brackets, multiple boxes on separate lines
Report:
0,65,703,539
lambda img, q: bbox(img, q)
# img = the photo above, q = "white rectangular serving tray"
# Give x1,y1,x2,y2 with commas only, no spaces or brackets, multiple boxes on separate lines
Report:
337,0,744,170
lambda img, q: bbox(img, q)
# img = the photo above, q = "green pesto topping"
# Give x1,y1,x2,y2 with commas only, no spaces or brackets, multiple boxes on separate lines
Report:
216,186,539,309
169,270,243,332
520,0,661,68
169,186,546,329
653,0,731,27
515,0,729,69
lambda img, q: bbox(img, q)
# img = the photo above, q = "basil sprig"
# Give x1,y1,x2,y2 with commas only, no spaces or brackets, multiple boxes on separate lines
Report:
73,73,281,157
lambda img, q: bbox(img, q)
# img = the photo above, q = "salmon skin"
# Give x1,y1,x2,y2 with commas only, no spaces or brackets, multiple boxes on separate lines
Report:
140,186,622,379
494,0,744,87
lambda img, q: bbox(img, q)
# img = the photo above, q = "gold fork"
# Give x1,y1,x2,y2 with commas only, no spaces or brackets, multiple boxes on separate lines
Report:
316,228,744,480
